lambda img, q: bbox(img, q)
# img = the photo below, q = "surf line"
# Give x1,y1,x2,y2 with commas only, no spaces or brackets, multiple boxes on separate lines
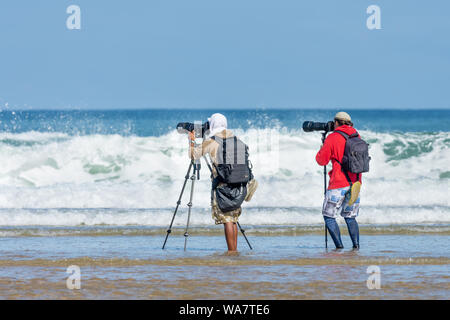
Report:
179,304,214,318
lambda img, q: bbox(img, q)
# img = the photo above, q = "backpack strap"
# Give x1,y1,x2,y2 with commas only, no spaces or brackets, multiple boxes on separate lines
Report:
234,136,237,165
343,169,353,188
333,130,348,168
211,135,226,164
335,130,349,140
212,135,239,165
334,130,355,188
336,130,359,139
223,137,227,164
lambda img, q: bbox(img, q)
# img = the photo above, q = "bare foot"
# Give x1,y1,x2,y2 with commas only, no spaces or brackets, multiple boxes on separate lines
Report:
225,250,239,256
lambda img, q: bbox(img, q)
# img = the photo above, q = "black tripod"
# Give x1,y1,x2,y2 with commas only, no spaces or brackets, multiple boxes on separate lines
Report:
161,159,199,251
162,156,253,250
321,132,328,249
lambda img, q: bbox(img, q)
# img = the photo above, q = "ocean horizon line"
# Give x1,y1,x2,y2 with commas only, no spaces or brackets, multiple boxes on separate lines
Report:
1,107,450,112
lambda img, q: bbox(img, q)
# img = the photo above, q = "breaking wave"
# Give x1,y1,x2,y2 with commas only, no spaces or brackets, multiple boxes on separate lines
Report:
0,129,448,226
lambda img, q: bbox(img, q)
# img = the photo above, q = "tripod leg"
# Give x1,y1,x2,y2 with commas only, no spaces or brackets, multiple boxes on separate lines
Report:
324,167,328,249
322,138,328,249
237,222,253,250
202,156,213,173
162,162,193,249
184,170,196,251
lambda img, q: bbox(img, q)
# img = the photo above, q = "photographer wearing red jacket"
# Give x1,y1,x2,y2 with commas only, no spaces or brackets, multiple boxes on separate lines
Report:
316,112,361,249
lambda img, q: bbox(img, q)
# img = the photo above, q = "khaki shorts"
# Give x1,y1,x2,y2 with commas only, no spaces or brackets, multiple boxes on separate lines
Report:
212,191,241,225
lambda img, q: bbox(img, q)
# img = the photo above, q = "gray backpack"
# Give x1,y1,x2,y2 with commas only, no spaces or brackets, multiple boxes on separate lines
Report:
211,135,252,212
335,131,370,182
211,135,252,185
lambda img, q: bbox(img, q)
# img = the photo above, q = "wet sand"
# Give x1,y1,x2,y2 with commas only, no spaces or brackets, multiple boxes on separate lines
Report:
0,228,449,299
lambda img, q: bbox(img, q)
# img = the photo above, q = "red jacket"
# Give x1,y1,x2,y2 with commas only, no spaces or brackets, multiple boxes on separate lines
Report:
316,125,363,190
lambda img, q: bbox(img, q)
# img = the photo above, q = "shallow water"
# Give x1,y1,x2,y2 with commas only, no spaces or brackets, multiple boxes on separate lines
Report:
0,230,448,299
0,110,448,299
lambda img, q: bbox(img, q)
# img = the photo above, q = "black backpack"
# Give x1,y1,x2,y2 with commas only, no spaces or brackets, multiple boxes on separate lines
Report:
335,130,370,184
211,135,252,185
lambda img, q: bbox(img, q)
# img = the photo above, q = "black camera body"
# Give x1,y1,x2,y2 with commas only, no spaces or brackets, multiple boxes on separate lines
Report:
177,121,210,138
302,121,335,133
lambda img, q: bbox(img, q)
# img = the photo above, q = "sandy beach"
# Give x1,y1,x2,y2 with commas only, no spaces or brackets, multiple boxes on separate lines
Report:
1,226,448,299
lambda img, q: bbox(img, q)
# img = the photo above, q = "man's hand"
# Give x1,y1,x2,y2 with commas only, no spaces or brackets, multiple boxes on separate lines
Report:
187,131,195,160
189,130,195,143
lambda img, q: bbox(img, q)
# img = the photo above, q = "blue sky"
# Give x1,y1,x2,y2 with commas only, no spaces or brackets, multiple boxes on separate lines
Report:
0,0,449,110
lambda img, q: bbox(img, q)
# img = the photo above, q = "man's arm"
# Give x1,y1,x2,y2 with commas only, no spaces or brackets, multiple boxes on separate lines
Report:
315,135,333,166
189,132,215,160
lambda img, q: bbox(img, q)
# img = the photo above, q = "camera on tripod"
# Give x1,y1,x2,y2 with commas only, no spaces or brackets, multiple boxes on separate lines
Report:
177,121,210,138
301,119,336,249
302,121,335,133
162,119,253,251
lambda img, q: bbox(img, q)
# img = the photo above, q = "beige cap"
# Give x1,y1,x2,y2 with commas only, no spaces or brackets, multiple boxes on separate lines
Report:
334,111,351,122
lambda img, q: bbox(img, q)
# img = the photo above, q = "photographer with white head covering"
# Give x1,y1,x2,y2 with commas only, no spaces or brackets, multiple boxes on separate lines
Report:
190,113,257,253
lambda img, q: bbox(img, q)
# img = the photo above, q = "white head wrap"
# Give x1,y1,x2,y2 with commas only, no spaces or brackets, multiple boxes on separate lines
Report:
208,113,227,138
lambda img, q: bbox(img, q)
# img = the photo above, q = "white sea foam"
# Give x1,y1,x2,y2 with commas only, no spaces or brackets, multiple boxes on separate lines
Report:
0,130,448,226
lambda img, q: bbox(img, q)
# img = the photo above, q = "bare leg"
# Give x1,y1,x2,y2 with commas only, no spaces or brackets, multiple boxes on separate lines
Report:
224,222,237,252
233,223,238,250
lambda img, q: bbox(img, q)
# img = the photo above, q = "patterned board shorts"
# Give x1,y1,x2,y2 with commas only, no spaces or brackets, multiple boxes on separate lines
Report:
322,187,360,219
211,192,241,225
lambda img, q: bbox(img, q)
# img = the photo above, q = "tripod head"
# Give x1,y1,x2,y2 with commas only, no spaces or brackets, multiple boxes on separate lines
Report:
186,125,208,180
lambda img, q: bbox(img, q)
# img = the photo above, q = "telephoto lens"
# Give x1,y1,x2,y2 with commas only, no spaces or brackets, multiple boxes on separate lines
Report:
302,121,334,132
176,122,195,134
176,122,210,137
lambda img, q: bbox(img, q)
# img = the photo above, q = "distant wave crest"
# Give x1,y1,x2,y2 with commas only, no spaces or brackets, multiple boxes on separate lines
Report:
0,129,448,226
